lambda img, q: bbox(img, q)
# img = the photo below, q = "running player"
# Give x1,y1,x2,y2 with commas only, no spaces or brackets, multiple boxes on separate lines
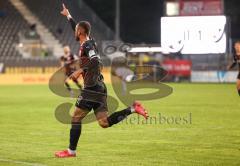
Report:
60,45,82,95
228,41,240,96
55,4,149,158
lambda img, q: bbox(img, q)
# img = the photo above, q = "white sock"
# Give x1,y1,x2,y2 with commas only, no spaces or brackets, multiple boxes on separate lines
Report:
68,149,76,154
130,107,135,113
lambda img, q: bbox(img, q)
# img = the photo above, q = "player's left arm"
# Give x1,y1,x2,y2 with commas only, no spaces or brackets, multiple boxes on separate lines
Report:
69,68,83,80
84,43,101,70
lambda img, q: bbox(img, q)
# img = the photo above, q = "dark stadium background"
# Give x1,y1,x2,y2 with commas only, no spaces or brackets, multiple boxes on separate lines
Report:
84,0,240,43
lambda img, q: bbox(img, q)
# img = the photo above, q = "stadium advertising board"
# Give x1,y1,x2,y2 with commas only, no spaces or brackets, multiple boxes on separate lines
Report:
191,71,237,83
161,16,227,54
162,60,192,77
180,0,223,16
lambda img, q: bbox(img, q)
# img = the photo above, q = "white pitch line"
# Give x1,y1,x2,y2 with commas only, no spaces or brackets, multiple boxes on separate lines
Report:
0,158,47,166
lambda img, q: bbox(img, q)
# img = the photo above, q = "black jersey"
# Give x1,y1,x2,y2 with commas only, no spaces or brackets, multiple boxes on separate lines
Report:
78,39,103,87
68,17,103,87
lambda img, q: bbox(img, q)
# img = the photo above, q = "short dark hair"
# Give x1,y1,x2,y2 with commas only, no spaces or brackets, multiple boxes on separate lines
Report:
78,21,91,36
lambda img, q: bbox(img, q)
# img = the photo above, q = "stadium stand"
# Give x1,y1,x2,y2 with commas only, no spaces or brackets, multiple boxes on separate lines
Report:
0,0,29,61
22,0,114,54
0,0,225,70
0,0,113,66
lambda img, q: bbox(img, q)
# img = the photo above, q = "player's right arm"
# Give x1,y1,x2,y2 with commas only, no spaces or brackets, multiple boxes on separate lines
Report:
60,3,76,32
69,69,83,80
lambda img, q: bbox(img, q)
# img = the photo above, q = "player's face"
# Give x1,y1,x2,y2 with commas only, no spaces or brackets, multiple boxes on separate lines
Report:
75,24,86,41
64,47,70,55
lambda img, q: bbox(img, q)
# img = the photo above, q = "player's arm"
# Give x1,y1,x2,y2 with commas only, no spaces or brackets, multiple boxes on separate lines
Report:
69,68,83,80
60,3,77,31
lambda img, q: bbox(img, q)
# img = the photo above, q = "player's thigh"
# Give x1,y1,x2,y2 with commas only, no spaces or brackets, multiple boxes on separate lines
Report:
95,110,109,128
72,107,89,122
237,79,240,90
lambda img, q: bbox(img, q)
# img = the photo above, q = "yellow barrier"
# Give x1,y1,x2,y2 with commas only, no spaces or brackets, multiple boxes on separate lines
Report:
0,69,111,85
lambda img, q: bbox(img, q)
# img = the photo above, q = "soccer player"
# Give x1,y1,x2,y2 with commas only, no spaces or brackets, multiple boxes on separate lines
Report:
228,41,240,96
55,4,149,158
60,45,82,96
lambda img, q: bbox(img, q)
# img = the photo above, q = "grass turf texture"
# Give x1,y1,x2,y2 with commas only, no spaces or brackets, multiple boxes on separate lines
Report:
0,84,240,166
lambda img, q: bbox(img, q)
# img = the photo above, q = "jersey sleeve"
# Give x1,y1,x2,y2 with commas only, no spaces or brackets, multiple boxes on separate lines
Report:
68,18,77,32
83,42,98,58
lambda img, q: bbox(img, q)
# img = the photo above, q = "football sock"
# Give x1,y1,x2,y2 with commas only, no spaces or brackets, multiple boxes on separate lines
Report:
73,80,82,90
65,82,71,91
68,149,76,154
238,89,240,96
107,107,132,127
69,122,81,151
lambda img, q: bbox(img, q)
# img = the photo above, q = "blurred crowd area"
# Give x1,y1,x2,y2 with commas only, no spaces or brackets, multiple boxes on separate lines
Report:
0,0,238,83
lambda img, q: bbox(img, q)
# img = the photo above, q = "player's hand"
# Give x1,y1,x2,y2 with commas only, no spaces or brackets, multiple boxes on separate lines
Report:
60,3,70,17
69,69,83,80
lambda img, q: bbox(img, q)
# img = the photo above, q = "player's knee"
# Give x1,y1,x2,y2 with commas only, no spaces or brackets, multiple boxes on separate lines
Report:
72,116,81,123
72,111,85,122
98,118,109,128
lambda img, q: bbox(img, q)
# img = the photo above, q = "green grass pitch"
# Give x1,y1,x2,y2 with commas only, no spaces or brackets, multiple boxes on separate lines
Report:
0,83,240,166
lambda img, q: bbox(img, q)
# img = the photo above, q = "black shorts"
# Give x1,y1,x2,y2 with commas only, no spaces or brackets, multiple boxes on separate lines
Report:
75,82,108,112
237,72,240,80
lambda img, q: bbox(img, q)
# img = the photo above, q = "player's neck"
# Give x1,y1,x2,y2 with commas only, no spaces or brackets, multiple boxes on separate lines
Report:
79,36,90,45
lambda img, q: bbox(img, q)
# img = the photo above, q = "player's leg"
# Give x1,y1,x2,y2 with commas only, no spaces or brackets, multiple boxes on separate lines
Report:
55,106,90,158
65,81,71,91
64,70,73,92
95,101,148,128
72,78,82,90
69,107,89,151
65,80,74,97
95,111,109,128
94,82,148,128
64,72,72,92
95,108,132,128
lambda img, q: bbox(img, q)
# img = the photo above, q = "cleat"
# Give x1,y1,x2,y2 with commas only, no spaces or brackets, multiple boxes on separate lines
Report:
133,101,149,119
55,150,76,158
